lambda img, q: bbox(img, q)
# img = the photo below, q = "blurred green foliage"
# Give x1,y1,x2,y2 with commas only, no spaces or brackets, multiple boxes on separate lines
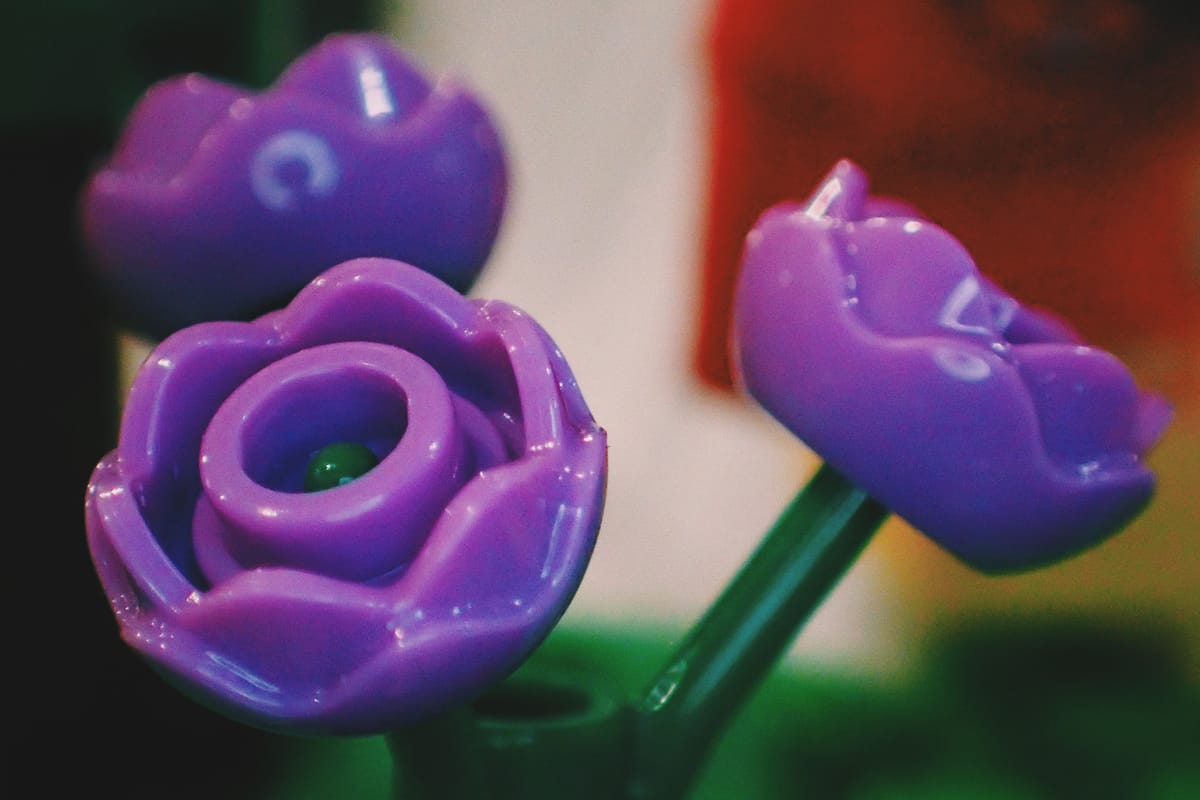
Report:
270,613,1199,799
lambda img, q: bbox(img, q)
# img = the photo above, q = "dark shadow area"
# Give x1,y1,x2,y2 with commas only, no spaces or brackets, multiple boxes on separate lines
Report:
7,3,379,797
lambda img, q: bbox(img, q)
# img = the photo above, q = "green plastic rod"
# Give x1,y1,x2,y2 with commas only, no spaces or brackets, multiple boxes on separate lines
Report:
388,669,632,799
627,462,890,799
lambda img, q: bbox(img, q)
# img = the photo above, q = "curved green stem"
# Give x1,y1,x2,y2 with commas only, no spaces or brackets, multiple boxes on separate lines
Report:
389,668,632,799
388,463,889,799
627,463,889,799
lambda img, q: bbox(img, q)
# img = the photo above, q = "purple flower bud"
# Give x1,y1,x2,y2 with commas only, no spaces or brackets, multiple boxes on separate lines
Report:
733,159,1171,572
85,258,606,735
81,33,507,338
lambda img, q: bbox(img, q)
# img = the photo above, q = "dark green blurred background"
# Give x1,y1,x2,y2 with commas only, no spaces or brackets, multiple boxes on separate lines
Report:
273,617,1200,799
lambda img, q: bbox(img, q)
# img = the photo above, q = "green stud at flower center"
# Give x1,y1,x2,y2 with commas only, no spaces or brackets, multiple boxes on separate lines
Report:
304,442,381,492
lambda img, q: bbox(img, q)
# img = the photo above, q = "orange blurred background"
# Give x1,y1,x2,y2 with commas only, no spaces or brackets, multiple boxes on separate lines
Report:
694,0,1199,670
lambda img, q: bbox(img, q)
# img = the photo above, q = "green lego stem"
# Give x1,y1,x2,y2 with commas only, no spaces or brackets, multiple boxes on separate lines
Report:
388,667,632,799
627,462,889,799
388,463,888,798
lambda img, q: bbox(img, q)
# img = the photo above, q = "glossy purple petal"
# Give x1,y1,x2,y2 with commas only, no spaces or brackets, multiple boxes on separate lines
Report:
81,32,507,338
732,159,1171,572
85,258,606,735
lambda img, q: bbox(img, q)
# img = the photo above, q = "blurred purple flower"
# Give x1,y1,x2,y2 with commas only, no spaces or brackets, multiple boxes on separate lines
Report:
81,32,507,338
733,159,1171,572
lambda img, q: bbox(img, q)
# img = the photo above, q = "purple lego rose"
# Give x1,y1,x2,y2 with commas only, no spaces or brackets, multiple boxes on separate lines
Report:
85,258,606,735
732,159,1171,572
80,32,507,338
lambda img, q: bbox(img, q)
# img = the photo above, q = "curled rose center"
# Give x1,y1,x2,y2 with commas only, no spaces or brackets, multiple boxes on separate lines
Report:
193,341,475,585
239,356,409,493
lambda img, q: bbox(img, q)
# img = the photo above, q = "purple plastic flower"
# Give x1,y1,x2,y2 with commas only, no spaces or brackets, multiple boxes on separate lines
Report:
732,159,1172,572
85,258,606,735
80,32,507,338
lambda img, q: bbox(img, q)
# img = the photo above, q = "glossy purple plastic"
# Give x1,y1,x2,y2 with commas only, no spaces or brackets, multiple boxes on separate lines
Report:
85,258,606,735
732,160,1172,572
80,32,507,338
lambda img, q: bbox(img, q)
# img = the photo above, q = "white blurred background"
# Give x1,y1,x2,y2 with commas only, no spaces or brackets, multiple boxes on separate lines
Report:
383,0,906,674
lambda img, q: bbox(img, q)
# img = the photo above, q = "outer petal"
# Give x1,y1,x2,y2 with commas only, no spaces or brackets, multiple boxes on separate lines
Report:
733,160,1169,572
85,259,606,734
81,33,507,338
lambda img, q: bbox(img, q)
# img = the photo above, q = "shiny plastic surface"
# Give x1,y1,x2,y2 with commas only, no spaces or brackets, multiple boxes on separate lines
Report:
85,257,606,735
80,32,508,338
732,159,1172,573
629,463,887,800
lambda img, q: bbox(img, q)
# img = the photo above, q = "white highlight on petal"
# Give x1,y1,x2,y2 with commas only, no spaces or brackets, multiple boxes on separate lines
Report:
991,295,1018,332
938,275,992,336
358,64,395,118
805,176,842,219
201,652,282,698
251,129,340,211
932,347,992,382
